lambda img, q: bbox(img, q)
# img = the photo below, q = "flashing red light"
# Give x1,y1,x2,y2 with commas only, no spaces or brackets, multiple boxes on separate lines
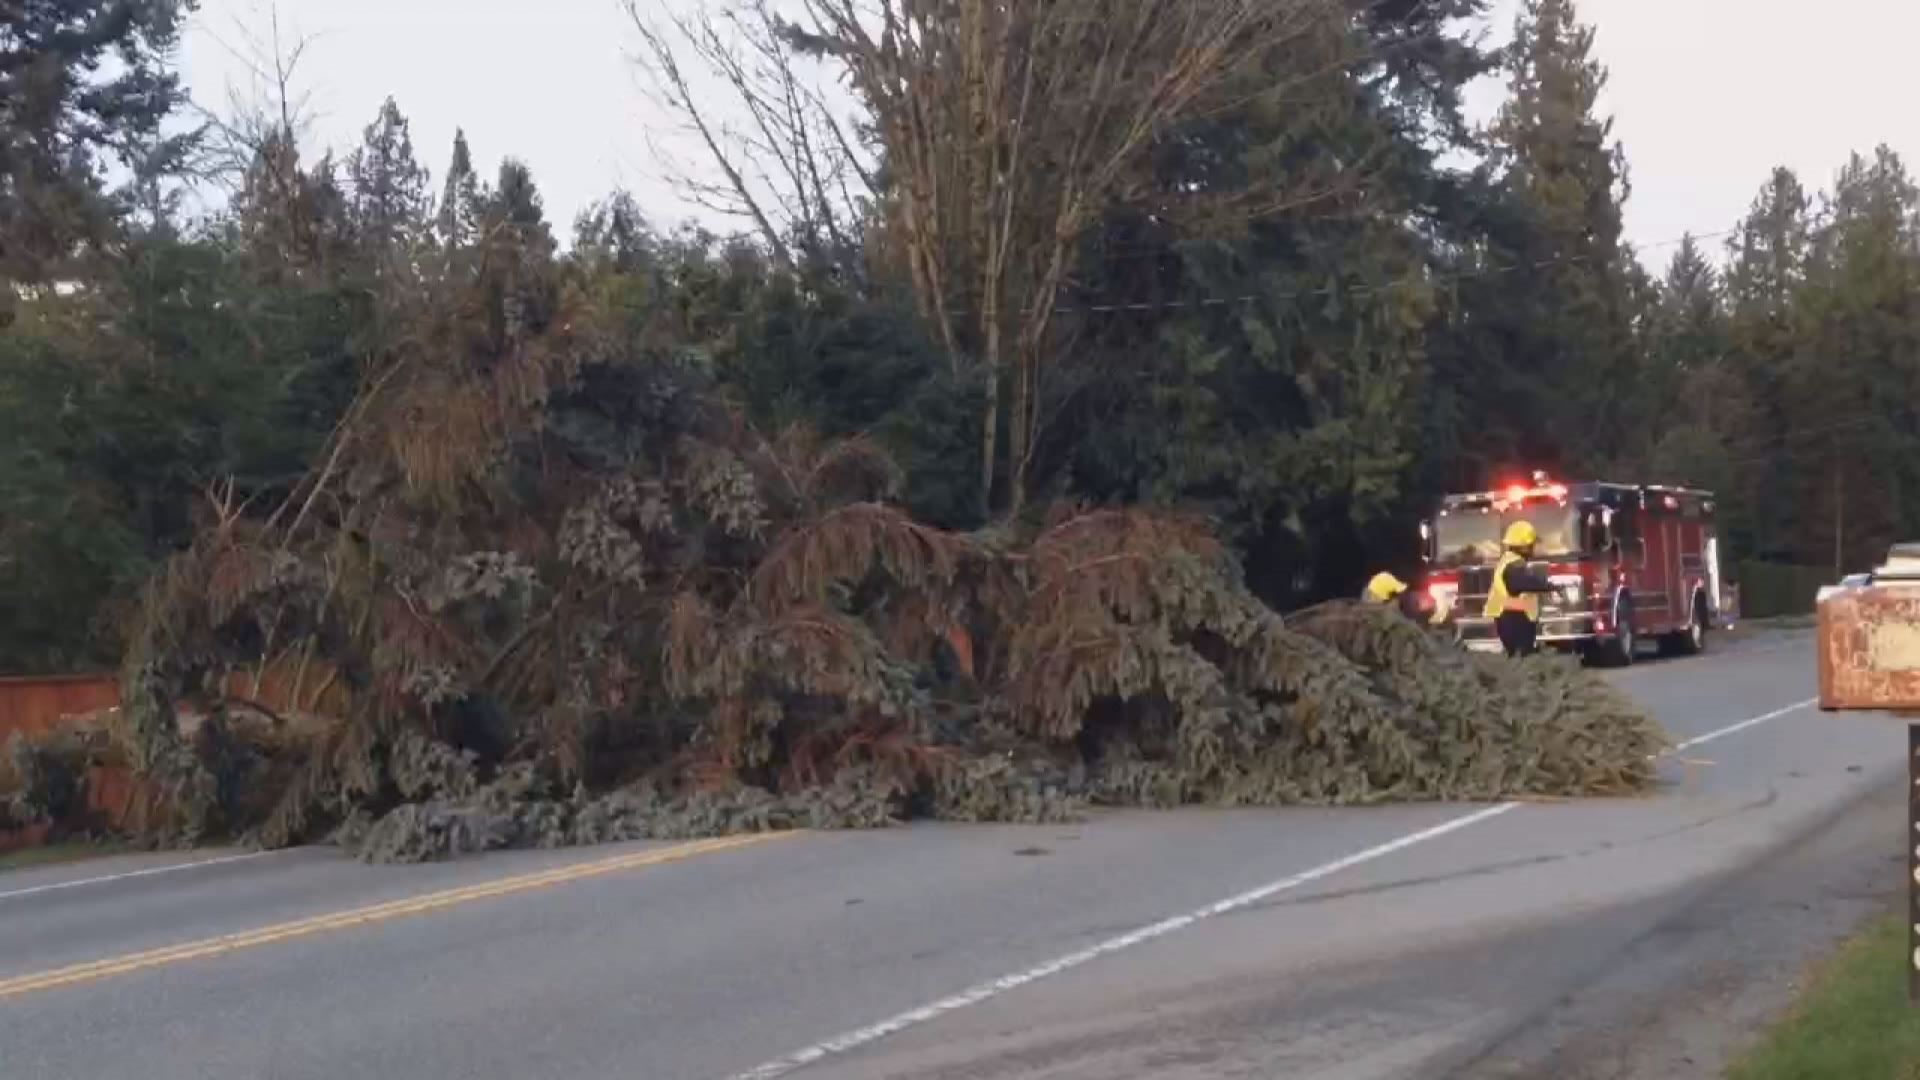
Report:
1504,484,1529,504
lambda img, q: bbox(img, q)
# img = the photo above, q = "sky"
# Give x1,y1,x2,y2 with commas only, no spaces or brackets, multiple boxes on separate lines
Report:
178,0,1920,267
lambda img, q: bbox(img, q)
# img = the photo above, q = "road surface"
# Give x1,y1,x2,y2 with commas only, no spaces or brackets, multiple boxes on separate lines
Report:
0,629,1902,1080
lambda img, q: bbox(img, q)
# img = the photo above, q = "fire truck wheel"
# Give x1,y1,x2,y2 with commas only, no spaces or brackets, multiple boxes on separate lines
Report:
1676,593,1708,656
1601,598,1636,667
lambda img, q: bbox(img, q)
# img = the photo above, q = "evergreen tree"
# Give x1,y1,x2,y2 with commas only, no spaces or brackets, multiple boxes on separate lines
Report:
1480,0,1638,473
1722,168,1812,559
462,159,560,348
437,129,484,252
346,97,433,262
230,133,353,279
1637,235,1726,434
573,191,655,274
1050,0,1499,602
1785,148,1920,570
0,0,194,287
490,159,553,254
0,226,362,670
1725,168,1812,323
1656,236,1724,367
1635,236,1756,553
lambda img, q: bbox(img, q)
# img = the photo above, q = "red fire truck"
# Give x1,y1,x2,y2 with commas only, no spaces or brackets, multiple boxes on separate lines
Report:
1417,473,1726,664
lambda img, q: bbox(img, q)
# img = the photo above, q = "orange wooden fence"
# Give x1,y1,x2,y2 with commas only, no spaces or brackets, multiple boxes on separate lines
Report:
0,673,121,745
0,664,346,748
0,664,344,852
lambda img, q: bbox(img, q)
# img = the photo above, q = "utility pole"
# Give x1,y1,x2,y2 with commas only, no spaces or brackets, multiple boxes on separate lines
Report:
1910,722,1919,1002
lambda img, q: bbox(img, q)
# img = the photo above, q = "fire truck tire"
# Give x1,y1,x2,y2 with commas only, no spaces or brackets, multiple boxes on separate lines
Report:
1600,597,1636,667
1672,592,1708,656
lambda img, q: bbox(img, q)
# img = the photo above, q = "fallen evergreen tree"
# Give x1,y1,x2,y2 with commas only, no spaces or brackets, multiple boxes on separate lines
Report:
107,236,1668,863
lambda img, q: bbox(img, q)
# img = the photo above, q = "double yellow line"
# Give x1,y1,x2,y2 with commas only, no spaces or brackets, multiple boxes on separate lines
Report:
0,832,791,1001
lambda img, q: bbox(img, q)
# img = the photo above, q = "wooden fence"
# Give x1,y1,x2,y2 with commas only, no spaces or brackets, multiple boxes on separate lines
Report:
0,673,121,745
0,663,344,853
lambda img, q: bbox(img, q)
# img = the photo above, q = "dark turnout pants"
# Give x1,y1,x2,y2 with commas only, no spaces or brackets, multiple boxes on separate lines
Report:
1495,610,1538,658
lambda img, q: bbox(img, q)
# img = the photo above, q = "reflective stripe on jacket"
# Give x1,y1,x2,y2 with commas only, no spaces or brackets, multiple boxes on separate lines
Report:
1482,551,1540,622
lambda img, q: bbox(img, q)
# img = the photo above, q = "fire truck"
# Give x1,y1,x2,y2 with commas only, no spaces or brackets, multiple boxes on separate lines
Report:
1417,473,1725,664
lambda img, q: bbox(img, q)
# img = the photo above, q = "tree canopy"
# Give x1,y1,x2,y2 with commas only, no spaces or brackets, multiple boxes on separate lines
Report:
2,0,1916,680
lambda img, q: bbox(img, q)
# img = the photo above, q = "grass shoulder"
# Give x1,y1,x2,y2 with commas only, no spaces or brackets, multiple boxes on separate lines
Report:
1729,914,1920,1080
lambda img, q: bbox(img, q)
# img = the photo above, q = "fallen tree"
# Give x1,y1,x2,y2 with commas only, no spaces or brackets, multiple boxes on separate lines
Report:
106,237,1667,863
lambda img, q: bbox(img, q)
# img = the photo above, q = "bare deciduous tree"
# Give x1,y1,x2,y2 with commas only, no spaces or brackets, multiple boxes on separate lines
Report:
626,0,870,270
195,1,320,193
793,0,1354,515
635,0,1356,516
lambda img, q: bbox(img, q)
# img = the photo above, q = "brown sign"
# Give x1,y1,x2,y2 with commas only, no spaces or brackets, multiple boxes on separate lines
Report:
1819,588,1920,711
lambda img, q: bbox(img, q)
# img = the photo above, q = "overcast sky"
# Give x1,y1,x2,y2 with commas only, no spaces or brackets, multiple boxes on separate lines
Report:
179,0,1920,267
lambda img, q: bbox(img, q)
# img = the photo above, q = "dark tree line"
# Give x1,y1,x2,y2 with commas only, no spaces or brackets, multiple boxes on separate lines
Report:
0,0,1913,674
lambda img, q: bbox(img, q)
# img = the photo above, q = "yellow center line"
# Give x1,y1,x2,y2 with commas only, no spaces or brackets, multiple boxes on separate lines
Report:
0,831,794,1001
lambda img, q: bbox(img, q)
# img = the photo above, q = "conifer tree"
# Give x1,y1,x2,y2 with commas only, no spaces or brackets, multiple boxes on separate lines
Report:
573,191,654,274
1786,148,1920,569
346,97,433,262
491,159,552,254
1721,168,1812,559
1725,168,1812,323
437,129,485,253
1638,235,1726,428
0,0,194,287
1483,0,1638,472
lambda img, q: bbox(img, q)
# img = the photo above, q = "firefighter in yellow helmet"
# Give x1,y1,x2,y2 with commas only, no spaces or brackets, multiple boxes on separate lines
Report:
1362,572,1408,605
1481,519,1554,657
1363,572,1445,625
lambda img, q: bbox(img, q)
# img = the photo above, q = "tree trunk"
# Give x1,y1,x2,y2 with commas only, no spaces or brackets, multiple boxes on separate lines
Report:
979,345,999,520
965,0,998,519
1007,354,1027,516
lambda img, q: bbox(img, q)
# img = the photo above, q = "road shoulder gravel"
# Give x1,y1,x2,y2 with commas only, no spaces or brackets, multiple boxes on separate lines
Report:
1449,773,1904,1080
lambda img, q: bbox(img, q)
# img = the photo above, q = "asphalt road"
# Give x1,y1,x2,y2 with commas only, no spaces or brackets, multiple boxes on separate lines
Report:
0,629,1902,1080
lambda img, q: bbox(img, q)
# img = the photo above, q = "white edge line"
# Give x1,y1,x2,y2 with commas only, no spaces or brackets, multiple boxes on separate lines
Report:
1670,697,1816,753
729,691,1823,1079
0,849,283,903
724,802,1520,1080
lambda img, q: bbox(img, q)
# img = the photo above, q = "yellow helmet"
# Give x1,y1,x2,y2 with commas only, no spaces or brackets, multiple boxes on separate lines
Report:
1503,520,1538,548
1365,572,1409,602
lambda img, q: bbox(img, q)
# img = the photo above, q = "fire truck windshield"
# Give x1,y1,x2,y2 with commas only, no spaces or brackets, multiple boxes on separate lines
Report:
1431,500,1582,568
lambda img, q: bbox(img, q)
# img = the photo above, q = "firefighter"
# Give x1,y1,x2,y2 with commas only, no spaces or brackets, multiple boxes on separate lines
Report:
1362,572,1409,605
1483,520,1555,657
1364,572,1438,624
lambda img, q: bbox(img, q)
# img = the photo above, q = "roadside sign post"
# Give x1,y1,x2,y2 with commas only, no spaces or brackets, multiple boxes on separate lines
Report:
1911,722,1920,1004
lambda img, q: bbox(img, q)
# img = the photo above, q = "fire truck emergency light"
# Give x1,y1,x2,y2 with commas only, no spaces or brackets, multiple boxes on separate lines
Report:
1496,474,1568,505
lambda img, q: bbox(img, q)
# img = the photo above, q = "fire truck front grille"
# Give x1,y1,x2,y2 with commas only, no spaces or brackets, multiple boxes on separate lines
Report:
1458,567,1494,595
1454,566,1494,613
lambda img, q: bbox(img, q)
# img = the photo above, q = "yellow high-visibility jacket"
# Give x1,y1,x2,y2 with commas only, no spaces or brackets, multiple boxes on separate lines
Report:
1482,551,1541,622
